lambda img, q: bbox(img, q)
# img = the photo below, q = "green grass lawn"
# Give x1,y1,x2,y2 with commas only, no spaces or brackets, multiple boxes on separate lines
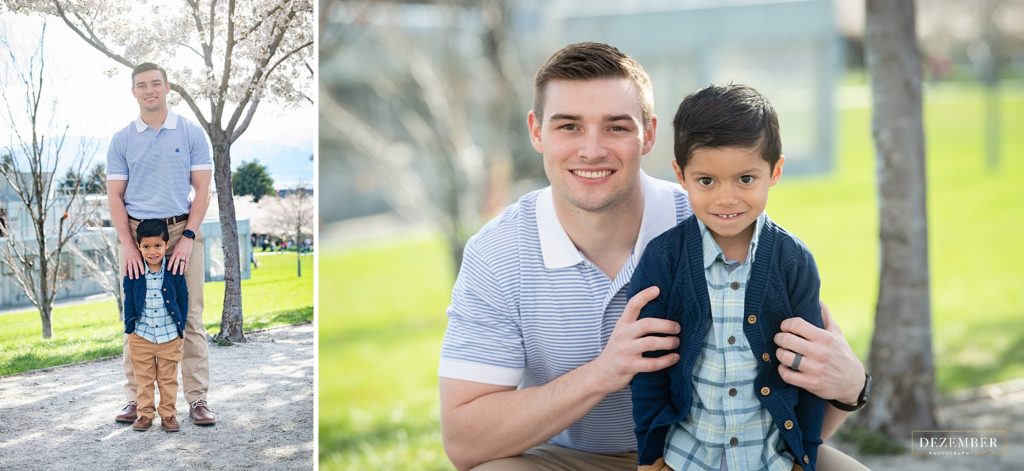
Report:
319,82,1024,469
0,252,313,376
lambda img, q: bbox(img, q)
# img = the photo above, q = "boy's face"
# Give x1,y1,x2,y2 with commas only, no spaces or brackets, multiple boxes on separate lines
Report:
131,69,170,114
137,236,168,268
674,146,783,244
528,78,656,214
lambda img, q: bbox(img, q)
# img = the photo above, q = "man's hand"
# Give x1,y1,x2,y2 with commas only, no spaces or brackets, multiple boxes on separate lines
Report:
774,302,865,404
591,286,680,394
168,237,194,276
122,240,145,279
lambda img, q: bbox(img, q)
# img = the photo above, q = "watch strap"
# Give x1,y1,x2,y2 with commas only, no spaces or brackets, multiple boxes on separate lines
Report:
829,373,871,412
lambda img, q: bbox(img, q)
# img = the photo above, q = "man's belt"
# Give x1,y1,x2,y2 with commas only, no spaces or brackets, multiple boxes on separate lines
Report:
128,213,190,226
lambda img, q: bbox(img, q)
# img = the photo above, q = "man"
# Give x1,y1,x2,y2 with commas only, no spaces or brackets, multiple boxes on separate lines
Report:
107,62,217,426
439,43,869,470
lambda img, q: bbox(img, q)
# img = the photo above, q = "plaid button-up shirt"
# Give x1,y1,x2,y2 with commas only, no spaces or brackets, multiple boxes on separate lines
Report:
664,213,793,471
133,261,180,344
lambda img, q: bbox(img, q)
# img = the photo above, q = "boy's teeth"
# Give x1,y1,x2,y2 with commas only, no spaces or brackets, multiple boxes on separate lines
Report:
573,170,611,179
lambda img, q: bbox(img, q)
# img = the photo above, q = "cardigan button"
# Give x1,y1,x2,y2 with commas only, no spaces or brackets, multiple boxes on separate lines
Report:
747,314,757,324
165,300,170,304
784,420,794,430
762,353,770,362
804,455,810,464
760,386,771,396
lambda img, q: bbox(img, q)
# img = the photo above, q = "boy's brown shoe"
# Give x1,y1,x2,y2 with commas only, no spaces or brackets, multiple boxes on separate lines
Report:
161,415,180,432
132,416,153,431
115,402,138,423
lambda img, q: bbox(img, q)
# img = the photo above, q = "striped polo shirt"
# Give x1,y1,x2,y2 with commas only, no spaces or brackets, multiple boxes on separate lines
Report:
665,213,792,471
440,172,691,453
106,110,212,219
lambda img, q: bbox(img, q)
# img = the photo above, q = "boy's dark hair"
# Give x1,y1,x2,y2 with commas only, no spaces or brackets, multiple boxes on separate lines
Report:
135,219,170,243
672,83,782,172
131,62,168,85
533,42,654,129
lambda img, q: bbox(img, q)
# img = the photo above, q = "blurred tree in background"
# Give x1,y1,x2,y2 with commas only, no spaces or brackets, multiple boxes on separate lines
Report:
319,0,536,268
232,160,276,202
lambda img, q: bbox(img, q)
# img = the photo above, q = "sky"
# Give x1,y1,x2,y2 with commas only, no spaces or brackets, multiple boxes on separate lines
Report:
0,12,314,186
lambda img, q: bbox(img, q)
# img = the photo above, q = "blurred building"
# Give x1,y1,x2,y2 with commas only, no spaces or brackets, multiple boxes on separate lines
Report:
1,176,250,310
320,0,842,226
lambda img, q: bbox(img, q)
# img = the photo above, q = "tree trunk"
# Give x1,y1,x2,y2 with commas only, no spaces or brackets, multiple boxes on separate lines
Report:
38,234,52,339
40,306,53,339
211,132,246,343
296,227,302,277
862,0,937,438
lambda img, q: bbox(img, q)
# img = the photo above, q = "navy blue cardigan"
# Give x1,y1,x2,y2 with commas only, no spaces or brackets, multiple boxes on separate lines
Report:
628,215,825,469
123,267,188,338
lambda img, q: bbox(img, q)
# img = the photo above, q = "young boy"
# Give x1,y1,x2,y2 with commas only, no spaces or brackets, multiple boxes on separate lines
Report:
123,219,188,432
630,84,825,471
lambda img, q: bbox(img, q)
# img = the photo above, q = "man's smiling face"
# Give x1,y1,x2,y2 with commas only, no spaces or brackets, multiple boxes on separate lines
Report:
528,78,656,214
131,69,170,114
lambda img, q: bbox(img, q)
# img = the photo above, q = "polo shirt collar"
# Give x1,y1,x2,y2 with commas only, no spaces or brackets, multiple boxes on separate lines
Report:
537,171,679,269
134,110,180,133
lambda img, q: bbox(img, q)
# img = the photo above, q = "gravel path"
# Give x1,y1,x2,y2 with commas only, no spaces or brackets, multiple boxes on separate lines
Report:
0,324,314,471
831,379,1024,470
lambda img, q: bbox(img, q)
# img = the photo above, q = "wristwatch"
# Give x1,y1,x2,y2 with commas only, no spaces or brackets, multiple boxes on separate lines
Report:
830,373,871,412
182,229,196,240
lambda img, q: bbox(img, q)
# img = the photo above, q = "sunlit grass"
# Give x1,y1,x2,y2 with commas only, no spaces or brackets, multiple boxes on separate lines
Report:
0,252,313,376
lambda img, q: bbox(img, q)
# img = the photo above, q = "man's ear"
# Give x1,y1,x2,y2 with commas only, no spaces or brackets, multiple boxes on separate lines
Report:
641,115,658,155
527,110,543,153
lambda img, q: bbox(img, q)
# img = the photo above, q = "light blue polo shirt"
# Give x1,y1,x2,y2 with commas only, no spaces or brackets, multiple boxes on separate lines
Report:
439,172,691,454
106,111,212,219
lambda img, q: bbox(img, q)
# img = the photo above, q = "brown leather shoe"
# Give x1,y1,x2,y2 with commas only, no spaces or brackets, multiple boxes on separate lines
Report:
132,416,153,431
116,403,138,423
161,415,180,432
189,400,216,425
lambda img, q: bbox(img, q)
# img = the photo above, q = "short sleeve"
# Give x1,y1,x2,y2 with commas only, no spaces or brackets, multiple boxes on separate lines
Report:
187,120,213,171
106,131,129,181
438,240,525,386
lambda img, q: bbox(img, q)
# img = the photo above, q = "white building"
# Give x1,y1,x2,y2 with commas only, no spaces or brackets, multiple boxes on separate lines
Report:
0,178,251,310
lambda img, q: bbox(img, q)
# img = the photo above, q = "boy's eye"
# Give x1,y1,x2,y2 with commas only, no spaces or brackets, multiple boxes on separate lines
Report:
696,177,713,186
558,123,579,131
739,175,755,184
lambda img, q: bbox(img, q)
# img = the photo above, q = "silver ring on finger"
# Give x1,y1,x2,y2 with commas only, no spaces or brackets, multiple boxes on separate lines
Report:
789,352,803,371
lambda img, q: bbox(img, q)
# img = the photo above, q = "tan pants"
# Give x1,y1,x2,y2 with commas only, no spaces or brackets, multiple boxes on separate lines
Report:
471,444,869,471
121,219,209,404
127,333,184,419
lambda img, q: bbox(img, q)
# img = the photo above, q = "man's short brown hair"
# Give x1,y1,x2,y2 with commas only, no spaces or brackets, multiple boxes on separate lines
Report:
533,42,654,129
131,62,168,85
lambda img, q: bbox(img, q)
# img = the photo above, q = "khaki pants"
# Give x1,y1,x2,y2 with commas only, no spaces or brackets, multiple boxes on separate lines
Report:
471,444,869,471
127,333,184,419
121,219,209,404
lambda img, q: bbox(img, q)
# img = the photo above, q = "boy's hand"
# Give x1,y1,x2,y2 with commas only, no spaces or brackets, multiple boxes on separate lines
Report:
638,457,672,471
169,237,193,275
591,286,680,394
121,240,145,280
